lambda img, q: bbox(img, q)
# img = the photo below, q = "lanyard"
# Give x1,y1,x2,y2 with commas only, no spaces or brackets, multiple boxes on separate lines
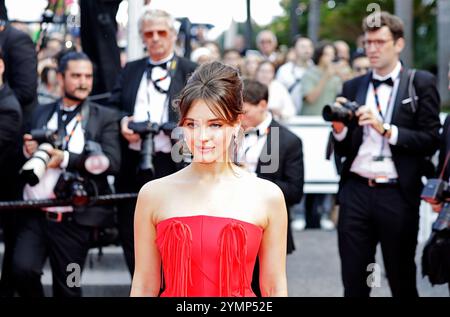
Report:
63,114,82,150
57,106,83,151
372,83,395,122
372,79,395,156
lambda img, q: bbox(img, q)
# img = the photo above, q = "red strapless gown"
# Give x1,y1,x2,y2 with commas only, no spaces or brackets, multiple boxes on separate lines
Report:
156,215,263,297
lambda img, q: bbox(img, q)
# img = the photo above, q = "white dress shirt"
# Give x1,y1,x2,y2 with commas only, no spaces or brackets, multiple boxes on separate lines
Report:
23,106,85,212
130,53,174,154
242,112,272,173
334,62,402,179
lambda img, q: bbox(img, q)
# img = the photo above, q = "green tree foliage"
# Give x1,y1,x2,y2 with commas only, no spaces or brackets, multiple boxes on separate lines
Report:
268,0,437,71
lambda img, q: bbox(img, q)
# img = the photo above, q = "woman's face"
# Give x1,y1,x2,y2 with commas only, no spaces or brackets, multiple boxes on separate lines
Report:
319,45,336,67
182,100,237,164
255,63,275,86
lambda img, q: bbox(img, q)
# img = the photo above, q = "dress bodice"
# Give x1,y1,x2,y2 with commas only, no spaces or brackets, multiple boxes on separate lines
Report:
156,215,263,297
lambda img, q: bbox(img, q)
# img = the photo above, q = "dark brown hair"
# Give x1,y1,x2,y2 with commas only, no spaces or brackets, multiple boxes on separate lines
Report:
362,11,404,41
176,61,243,125
242,79,268,105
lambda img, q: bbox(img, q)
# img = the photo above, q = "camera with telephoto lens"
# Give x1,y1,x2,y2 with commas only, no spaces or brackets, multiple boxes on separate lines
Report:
29,129,61,148
54,171,93,207
322,100,361,125
421,178,450,205
20,129,62,186
128,121,177,173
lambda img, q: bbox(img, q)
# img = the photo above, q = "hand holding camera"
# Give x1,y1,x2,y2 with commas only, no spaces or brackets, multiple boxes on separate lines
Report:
47,148,65,168
120,116,141,144
323,97,389,137
322,97,360,127
23,134,38,156
355,105,385,135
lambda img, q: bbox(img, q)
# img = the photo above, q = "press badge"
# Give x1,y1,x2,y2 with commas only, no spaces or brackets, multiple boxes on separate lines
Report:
371,156,394,182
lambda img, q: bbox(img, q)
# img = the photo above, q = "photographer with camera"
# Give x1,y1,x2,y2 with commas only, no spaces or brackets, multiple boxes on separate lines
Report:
420,64,450,294
330,12,441,297
107,9,196,275
0,46,22,297
12,52,120,297
0,12,38,296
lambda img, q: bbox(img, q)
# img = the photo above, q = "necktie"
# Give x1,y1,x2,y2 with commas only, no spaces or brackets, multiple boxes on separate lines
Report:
372,77,394,89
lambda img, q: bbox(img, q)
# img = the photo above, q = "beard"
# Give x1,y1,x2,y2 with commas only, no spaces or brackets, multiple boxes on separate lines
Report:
64,88,89,102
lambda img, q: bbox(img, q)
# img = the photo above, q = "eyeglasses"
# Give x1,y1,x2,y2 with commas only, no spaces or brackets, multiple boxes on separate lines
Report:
363,39,394,49
354,66,370,73
143,30,169,39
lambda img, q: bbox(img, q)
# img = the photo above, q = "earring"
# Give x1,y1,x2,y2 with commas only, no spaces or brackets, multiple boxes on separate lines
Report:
233,134,239,163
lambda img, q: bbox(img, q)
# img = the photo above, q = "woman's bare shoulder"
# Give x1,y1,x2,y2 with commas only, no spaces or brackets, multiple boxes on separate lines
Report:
250,175,284,199
139,171,186,197
137,172,187,223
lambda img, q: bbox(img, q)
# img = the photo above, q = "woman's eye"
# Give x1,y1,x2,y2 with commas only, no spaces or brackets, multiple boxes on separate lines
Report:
185,122,197,128
210,123,223,128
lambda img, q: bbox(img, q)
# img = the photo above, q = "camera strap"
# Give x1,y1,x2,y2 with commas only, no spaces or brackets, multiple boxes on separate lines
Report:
57,101,90,150
372,71,399,157
372,79,396,122
146,56,178,125
146,56,178,95
439,152,450,180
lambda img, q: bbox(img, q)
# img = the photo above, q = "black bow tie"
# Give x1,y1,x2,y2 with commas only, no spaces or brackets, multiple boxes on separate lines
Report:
245,129,261,137
146,62,167,78
372,77,394,88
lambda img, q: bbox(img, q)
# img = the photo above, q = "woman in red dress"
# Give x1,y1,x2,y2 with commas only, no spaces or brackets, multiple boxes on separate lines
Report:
130,61,288,297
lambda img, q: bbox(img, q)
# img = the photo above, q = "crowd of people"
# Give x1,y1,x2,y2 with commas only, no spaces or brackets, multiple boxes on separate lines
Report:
0,6,448,297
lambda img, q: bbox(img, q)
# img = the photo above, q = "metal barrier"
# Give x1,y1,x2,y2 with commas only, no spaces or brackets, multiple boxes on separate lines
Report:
0,193,138,210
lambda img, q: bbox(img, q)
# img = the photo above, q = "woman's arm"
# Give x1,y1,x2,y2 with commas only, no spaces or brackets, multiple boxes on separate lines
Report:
258,183,288,297
130,183,162,297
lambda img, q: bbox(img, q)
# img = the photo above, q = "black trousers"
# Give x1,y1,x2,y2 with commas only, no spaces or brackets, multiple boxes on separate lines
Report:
116,152,177,276
0,211,19,297
12,210,91,297
0,159,23,297
337,176,419,297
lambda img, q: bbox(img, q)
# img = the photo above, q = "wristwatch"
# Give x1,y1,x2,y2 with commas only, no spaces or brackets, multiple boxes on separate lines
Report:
382,123,391,137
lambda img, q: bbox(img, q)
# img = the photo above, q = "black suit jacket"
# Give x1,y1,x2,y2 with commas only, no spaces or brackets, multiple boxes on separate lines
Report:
28,100,121,227
335,68,441,208
108,55,196,187
0,25,37,124
0,83,22,193
256,119,304,254
108,55,197,122
438,115,450,180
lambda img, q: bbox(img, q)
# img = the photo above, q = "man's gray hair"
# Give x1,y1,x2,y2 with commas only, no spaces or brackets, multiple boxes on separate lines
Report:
138,9,176,34
256,30,277,46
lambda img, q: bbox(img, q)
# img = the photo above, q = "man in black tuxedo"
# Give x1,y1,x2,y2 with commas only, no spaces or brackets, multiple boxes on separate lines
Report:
0,22,37,122
0,20,37,297
241,79,304,296
0,49,21,178
108,9,197,275
426,64,450,294
331,12,441,297
12,52,120,297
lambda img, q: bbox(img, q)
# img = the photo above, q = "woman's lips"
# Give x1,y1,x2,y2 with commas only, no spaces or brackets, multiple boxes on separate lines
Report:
196,146,215,154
